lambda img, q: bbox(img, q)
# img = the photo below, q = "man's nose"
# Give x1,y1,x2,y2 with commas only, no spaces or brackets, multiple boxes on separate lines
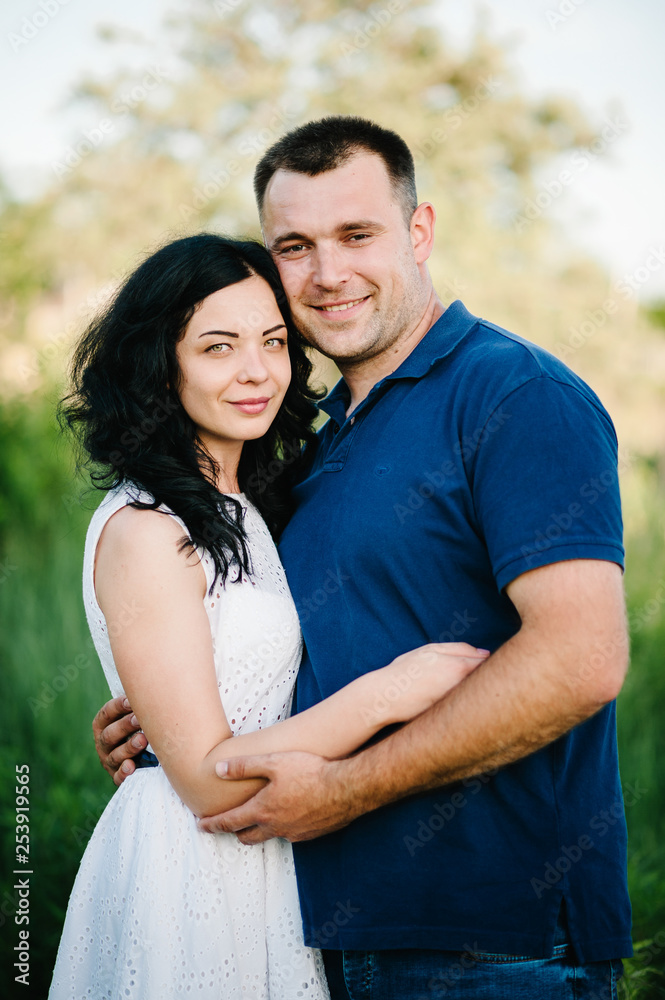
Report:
311,245,351,289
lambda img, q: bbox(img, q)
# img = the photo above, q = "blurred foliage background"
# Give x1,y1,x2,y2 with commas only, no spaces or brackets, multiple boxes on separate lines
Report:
1,1,664,996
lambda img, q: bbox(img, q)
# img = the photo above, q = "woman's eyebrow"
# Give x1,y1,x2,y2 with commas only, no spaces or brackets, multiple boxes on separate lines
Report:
197,324,286,339
197,329,239,339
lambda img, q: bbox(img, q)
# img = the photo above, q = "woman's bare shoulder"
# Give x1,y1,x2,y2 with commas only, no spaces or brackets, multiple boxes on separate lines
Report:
100,503,186,553
95,503,203,585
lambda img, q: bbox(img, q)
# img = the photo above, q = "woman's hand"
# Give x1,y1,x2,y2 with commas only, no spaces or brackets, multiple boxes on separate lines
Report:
368,643,490,728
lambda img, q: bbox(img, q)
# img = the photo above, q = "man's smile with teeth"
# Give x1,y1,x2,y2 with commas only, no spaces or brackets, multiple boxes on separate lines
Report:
317,297,367,312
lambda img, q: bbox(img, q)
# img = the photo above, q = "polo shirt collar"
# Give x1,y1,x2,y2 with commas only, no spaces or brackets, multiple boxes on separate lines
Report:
319,299,478,423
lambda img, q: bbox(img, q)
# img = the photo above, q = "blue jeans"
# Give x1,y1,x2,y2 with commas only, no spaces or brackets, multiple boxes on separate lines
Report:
322,917,623,1000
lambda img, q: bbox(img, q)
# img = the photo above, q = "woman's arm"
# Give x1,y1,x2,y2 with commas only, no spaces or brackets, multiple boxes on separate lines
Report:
95,506,486,817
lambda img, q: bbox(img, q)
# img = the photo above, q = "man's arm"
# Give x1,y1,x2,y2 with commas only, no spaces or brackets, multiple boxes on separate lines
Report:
198,558,628,841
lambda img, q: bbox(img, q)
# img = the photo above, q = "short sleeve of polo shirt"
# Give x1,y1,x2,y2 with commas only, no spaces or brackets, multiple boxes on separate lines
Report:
469,375,624,592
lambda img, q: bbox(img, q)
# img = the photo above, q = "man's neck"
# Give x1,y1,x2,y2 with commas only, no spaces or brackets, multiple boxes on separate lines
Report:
340,290,446,415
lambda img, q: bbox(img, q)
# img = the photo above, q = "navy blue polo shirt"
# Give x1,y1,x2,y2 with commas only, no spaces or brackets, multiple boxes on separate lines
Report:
278,301,631,963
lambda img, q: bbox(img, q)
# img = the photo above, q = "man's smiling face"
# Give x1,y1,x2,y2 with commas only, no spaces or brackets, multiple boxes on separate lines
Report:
261,152,430,367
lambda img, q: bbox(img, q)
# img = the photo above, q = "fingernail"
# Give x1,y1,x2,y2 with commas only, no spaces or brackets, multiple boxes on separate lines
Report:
216,761,229,777
132,734,146,749
122,698,130,709
476,648,490,654
121,761,132,773
130,715,139,727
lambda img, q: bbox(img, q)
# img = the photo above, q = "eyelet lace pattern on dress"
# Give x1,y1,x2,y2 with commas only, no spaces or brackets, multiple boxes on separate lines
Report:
48,485,329,999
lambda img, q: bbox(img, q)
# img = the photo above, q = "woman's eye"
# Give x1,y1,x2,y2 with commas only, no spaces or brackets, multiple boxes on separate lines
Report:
265,338,286,348
206,343,231,354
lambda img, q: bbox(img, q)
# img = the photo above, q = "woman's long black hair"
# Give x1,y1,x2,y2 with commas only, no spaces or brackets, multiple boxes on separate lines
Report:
61,233,323,587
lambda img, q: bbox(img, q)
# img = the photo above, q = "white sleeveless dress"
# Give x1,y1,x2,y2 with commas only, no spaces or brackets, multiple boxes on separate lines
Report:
49,485,329,999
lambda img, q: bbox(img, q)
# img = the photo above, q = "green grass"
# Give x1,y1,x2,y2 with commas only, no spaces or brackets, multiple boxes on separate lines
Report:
1,395,664,996
616,478,665,998
0,397,113,996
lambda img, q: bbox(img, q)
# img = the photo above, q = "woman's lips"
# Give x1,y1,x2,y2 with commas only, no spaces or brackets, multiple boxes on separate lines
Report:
228,397,271,414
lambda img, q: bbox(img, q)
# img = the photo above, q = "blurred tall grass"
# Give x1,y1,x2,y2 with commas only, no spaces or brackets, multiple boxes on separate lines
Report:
1,394,664,997
0,396,113,997
617,462,665,998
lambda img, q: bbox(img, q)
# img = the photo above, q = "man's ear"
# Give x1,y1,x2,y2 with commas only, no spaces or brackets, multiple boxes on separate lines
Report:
410,202,436,265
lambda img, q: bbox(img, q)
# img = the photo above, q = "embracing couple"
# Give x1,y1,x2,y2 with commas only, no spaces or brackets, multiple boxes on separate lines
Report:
49,116,631,999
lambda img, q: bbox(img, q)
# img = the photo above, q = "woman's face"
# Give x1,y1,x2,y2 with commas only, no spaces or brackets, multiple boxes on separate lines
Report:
175,275,292,474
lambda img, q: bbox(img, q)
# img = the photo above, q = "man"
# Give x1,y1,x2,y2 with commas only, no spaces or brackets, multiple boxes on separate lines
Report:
95,116,631,998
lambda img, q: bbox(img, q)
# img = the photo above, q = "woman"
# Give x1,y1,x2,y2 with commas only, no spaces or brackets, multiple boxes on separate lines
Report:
49,234,488,998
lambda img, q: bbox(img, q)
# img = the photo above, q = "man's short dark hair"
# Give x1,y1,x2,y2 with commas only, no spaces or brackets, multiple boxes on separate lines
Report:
254,115,418,225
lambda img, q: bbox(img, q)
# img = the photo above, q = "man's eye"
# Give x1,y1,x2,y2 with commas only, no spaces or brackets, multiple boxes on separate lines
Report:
280,244,307,255
348,233,370,242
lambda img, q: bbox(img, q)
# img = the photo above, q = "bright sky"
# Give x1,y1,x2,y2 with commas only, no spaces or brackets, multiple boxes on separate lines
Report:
1,0,663,299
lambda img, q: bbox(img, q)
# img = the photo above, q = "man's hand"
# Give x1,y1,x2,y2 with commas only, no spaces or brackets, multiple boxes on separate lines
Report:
201,560,628,842
93,695,147,787
197,751,355,845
